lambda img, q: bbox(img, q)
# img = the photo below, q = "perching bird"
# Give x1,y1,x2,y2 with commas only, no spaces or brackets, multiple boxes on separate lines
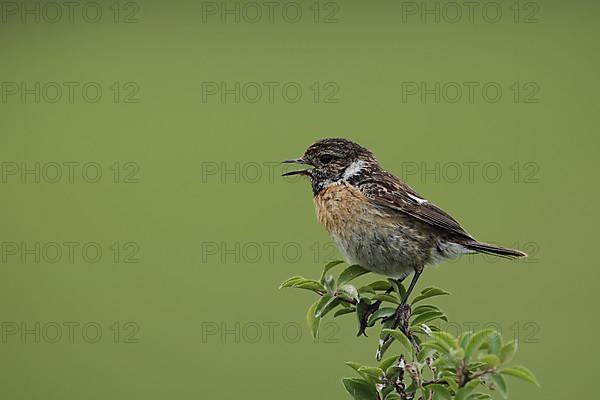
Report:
282,138,526,306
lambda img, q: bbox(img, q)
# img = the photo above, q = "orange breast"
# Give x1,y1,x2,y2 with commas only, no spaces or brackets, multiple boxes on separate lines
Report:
313,183,374,234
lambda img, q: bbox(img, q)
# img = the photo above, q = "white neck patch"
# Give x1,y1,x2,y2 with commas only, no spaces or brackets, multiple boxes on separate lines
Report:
342,160,366,180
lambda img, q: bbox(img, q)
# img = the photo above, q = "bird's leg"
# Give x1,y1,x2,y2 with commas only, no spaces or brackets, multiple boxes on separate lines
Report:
392,268,423,323
391,268,423,352
358,273,411,336
400,267,423,306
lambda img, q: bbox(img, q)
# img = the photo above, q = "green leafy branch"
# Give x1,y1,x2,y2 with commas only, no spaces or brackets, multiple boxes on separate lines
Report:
280,261,539,400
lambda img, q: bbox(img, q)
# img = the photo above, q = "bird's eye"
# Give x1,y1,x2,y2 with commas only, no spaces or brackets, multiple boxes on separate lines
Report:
319,154,333,164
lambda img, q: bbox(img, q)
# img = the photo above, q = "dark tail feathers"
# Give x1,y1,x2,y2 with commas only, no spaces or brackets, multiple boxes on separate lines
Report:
463,241,527,259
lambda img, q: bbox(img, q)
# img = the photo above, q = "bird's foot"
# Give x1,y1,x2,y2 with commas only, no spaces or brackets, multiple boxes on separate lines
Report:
387,303,421,353
391,303,411,327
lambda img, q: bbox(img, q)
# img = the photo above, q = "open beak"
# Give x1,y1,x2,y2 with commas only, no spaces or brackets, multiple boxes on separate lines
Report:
281,158,313,177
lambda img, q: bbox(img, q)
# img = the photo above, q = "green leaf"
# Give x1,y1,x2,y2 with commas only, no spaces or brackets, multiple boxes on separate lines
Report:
345,362,363,374
338,265,370,285
334,308,356,318
479,354,500,368
306,300,321,340
341,378,378,400
421,341,450,357
376,318,397,360
411,323,434,337
377,339,393,361
499,340,518,364
469,362,487,371
466,379,482,390
378,355,399,371
412,287,451,304
324,275,336,294
422,332,460,360
321,260,344,283
280,277,326,293
412,304,443,316
346,362,380,383
455,380,479,400
501,365,540,386
411,310,447,326
293,279,326,292
428,384,451,400
372,293,400,304
416,345,435,362
445,374,459,392
388,279,406,299
315,295,341,318
405,381,417,394
430,331,458,351
384,392,402,400
355,299,372,337
416,388,428,400
459,331,473,349
488,373,508,399
337,284,360,302
279,276,304,288
367,307,396,325
358,286,376,295
381,329,414,355
464,329,494,360
357,366,385,382
467,393,493,400
369,280,392,291
486,331,502,355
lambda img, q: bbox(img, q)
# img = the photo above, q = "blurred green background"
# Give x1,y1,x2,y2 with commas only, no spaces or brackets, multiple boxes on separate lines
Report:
0,0,597,398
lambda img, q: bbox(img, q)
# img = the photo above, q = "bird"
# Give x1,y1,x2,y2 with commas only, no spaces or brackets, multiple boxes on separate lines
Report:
282,138,526,308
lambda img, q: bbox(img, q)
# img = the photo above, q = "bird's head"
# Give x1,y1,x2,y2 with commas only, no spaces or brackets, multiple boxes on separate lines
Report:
282,138,379,194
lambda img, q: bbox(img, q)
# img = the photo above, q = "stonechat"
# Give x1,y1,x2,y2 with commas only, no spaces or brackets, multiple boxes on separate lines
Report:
282,138,526,306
